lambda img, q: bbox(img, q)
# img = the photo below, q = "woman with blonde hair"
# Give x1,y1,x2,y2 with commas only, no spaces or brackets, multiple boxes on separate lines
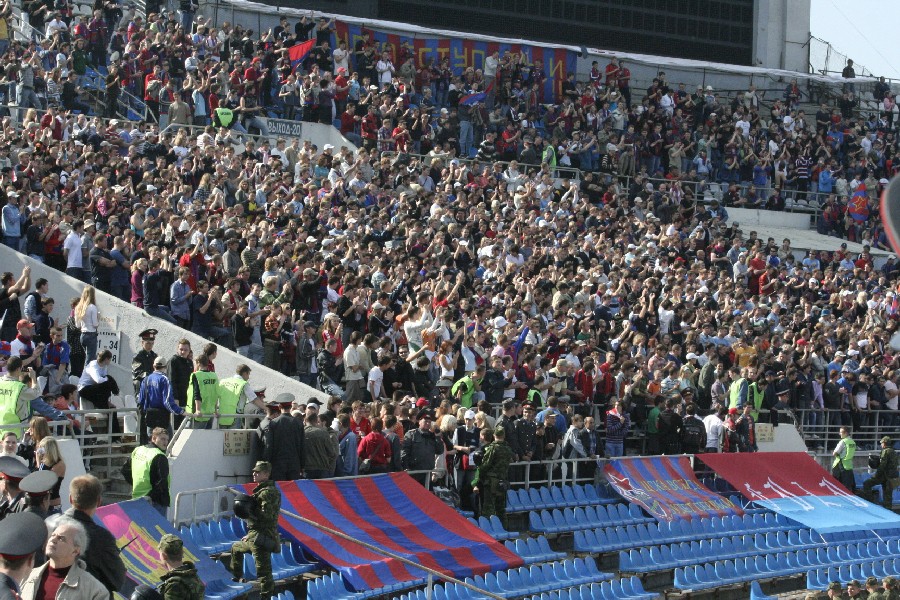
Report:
37,436,66,511
74,286,99,363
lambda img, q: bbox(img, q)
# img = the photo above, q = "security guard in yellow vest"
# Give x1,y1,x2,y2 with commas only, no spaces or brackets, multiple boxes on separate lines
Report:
727,366,750,410
832,426,857,492
218,365,264,429
186,354,219,429
748,380,765,421
124,427,170,517
0,357,33,435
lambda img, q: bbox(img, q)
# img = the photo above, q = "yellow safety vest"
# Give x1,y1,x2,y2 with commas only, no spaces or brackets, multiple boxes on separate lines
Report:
217,376,248,427
832,437,856,471
0,379,26,435
131,444,167,500
187,371,219,423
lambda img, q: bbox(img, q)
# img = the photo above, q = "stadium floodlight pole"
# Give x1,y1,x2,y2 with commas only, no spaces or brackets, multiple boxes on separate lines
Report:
277,506,505,600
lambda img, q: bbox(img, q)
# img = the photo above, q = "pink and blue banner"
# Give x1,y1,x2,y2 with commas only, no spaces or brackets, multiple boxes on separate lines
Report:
604,456,744,522
700,452,900,534
234,472,522,592
333,21,577,103
95,499,249,597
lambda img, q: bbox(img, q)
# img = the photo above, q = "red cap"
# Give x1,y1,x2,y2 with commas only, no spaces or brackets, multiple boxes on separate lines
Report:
416,398,429,408
728,407,739,415
15,319,31,329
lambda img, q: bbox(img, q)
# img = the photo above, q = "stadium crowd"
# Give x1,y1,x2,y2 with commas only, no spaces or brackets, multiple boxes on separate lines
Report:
0,6,894,478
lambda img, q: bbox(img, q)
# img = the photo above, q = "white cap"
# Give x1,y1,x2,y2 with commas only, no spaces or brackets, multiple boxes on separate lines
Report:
686,352,699,360
464,410,476,420
847,349,859,356
493,316,508,329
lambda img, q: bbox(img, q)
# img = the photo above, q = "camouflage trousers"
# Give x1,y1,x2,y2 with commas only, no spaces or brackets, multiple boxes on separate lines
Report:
227,538,274,598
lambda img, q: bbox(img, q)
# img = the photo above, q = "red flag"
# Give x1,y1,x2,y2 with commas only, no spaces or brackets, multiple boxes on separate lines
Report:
288,39,316,71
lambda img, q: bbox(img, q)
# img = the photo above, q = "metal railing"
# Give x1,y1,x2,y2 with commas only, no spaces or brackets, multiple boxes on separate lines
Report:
783,407,898,458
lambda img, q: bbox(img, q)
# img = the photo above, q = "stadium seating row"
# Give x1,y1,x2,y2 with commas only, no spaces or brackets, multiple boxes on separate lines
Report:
467,515,520,540
309,572,428,600
504,536,568,564
396,576,658,600
506,484,619,513
676,546,900,591
467,557,613,597
807,558,900,589
528,504,653,534
574,513,796,553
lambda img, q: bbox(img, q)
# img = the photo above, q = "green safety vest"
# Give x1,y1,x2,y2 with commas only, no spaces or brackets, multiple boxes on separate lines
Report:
0,380,25,435
131,444,167,500
187,371,219,422
526,389,544,408
728,378,746,409
218,376,248,427
832,437,856,471
749,383,765,421
214,107,235,128
451,376,477,408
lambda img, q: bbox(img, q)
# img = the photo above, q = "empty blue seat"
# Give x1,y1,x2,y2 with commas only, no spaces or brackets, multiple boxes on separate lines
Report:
540,487,555,508
750,580,776,600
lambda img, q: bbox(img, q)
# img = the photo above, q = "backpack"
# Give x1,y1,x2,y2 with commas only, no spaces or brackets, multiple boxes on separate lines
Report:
681,417,706,448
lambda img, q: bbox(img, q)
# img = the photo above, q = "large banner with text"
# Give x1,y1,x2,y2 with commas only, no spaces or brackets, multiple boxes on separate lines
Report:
333,21,576,103
604,456,744,522
699,452,900,534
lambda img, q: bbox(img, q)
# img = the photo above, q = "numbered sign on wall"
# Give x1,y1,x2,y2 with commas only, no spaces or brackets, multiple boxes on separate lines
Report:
97,315,120,364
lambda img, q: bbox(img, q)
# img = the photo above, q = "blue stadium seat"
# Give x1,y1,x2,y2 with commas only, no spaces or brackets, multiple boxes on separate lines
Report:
537,536,566,561
750,580,775,600
540,487,555,508
529,488,544,509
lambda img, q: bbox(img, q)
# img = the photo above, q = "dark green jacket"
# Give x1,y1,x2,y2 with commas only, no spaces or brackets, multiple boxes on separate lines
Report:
472,440,514,488
159,562,205,600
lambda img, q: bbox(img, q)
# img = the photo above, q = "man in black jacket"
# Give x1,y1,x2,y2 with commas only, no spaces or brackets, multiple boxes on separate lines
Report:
401,409,443,486
657,398,684,455
64,475,126,597
256,395,305,481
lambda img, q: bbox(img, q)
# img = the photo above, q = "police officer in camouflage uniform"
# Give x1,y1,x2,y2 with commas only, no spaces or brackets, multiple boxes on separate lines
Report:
227,461,281,599
158,534,204,599
472,426,514,528
862,437,898,508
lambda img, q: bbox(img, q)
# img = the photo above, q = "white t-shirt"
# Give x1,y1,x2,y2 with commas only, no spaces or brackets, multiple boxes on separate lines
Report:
367,366,384,399
884,379,898,411
63,231,83,269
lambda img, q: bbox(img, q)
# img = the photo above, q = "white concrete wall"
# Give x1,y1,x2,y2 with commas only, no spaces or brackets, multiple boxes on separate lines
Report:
0,245,327,402
58,438,87,513
727,207,812,230
168,429,257,521
753,0,811,71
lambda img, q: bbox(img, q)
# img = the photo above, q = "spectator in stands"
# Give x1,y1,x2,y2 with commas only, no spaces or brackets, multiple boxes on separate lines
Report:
73,286,98,364
20,516,107,600
63,475,126,595
303,412,338,480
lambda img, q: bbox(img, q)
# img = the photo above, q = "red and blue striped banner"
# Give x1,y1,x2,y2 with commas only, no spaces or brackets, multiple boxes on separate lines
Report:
333,21,576,103
604,456,743,522
234,472,522,592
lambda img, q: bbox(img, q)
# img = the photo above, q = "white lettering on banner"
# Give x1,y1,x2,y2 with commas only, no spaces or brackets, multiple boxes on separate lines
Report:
266,119,303,138
97,315,120,364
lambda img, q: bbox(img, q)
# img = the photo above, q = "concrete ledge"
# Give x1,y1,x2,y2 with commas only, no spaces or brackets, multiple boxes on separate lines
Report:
0,245,326,402
728,207,813,230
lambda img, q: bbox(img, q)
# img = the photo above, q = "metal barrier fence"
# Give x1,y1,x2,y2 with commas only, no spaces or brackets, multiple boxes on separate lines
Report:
782,407,898,457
